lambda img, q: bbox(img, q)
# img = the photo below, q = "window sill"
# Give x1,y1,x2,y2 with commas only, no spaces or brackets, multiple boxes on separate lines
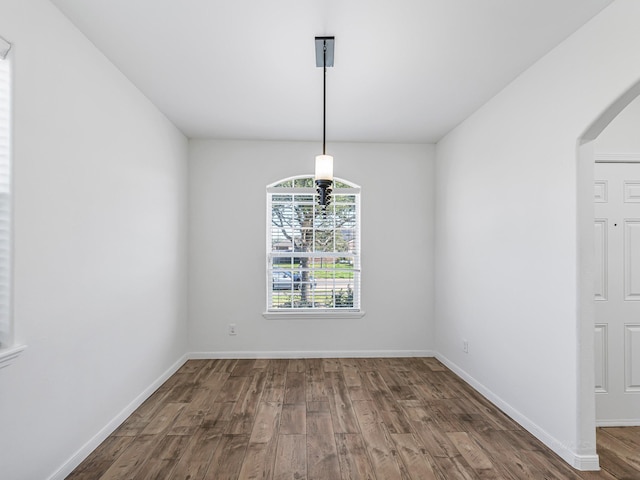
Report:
0,344,27,369
262,310,366,320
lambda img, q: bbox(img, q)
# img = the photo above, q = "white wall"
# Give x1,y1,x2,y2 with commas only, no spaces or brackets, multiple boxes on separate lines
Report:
435,0,640,470
189,140,434,356
0,1,188,479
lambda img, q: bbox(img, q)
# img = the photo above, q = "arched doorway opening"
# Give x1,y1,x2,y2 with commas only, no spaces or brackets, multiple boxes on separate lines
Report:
578,78,640,467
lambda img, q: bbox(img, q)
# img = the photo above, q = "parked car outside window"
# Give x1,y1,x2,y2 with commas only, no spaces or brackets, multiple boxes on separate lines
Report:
272,271,316,290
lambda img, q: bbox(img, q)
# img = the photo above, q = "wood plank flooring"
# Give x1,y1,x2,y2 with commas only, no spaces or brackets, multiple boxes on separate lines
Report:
66,358,639,479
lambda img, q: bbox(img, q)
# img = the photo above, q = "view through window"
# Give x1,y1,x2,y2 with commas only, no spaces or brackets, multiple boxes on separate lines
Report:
267,176,360,312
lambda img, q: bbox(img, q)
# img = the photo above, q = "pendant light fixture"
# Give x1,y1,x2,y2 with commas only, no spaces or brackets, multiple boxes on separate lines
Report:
314,36,335,207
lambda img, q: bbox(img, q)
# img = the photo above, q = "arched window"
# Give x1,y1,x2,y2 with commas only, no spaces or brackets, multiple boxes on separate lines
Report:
266,176,361,315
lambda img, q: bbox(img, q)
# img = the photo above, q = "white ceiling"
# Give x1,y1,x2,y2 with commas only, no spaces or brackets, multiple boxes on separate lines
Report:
50,0,613,143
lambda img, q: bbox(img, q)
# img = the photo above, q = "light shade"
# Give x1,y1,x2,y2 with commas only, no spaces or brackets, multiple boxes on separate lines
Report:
315,154,334,181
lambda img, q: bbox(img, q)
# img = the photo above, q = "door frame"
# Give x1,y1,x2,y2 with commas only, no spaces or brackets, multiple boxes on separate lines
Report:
577,79,640,465
592,158,640,425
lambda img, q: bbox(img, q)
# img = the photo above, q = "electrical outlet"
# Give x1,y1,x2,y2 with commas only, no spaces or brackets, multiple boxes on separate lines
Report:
228,323,237,336
463,340,469,353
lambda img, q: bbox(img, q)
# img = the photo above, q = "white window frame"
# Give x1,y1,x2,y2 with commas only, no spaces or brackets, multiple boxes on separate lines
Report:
263,175,364,319
0,36,25,368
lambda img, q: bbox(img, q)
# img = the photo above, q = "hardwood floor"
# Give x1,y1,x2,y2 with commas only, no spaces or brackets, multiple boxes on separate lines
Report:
596,427,640,479
67,358,639,479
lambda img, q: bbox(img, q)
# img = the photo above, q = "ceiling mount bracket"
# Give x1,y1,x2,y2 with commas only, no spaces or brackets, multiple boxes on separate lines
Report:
315,36,335,67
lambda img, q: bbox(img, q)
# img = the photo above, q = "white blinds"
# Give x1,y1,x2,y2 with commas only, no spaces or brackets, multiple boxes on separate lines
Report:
0,43,12,347
267,178,361,311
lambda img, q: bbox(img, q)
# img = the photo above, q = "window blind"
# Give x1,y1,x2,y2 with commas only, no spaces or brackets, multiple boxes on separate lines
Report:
0,42,12,347
267,177,361,312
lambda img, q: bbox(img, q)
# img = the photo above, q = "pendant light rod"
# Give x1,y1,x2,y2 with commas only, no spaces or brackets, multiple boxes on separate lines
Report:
315,37,334,154
314,36,335,207
323,41,327,155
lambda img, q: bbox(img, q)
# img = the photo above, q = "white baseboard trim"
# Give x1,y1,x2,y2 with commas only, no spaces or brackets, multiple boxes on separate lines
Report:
189,349,435,359
47,353,189,480
435,353,600,472
571,455,601,471
596,419,640,427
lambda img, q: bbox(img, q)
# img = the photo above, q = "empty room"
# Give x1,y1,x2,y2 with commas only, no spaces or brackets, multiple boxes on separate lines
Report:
1,0,639,479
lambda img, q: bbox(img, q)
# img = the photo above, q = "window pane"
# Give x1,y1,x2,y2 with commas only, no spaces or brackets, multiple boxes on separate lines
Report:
273,180,293,188
312,263,357,308
314,229,333,252
273,256,295,267
294,177,314,188
271,270,295,290
333,194,355,204
291,204,313,252
272,194,292,202
271,200,296,250
295,194,314,204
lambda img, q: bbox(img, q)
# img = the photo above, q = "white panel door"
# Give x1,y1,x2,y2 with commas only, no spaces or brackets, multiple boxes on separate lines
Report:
595,163,640,425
